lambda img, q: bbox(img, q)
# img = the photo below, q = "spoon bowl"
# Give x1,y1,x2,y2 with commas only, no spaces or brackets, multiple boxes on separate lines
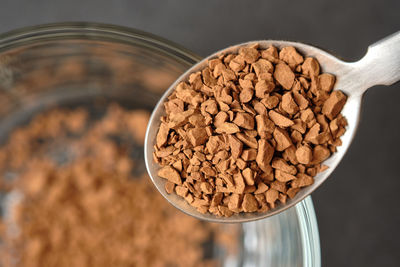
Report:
145,32,400,223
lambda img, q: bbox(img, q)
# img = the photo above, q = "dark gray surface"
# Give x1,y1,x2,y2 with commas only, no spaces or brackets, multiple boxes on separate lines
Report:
0,0,399,266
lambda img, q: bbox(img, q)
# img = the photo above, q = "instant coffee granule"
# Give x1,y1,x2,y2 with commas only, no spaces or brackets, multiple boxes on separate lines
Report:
0,104,238,267
154,45,348,217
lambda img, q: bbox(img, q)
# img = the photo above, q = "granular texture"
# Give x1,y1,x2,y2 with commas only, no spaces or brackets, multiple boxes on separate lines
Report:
0,104,238,267
154,45,347,217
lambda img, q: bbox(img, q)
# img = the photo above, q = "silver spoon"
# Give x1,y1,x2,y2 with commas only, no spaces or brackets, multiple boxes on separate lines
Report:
145,31,400,223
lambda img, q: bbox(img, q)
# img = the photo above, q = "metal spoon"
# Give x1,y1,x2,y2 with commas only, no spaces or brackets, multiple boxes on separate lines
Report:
145,32,400,223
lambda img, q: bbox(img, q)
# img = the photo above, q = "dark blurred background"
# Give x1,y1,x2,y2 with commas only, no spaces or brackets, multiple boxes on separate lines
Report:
0,0,399,266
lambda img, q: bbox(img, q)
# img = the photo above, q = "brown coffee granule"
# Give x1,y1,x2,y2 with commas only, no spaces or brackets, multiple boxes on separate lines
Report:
0,104,238,267
154,45,347,217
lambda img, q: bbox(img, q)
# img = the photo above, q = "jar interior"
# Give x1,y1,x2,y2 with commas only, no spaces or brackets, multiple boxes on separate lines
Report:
0,26,320,267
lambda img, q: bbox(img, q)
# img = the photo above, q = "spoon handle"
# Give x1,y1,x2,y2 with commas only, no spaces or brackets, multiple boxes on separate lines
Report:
349,31,400,95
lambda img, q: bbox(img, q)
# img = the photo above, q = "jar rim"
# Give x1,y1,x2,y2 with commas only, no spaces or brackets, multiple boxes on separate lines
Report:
296,197,321,267
0,22,201,64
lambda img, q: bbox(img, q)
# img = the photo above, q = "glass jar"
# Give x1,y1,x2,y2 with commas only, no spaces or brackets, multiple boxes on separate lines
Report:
0,23,320,267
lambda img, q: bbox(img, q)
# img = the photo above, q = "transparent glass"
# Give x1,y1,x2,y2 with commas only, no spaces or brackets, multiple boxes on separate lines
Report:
0,23,320,266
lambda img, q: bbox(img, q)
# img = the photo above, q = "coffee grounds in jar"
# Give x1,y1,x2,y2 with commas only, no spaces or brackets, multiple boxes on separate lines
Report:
0,104,238,267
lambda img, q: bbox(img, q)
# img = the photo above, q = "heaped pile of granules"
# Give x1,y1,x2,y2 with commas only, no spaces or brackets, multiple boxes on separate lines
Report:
154,45,347,217
0,104,238,267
